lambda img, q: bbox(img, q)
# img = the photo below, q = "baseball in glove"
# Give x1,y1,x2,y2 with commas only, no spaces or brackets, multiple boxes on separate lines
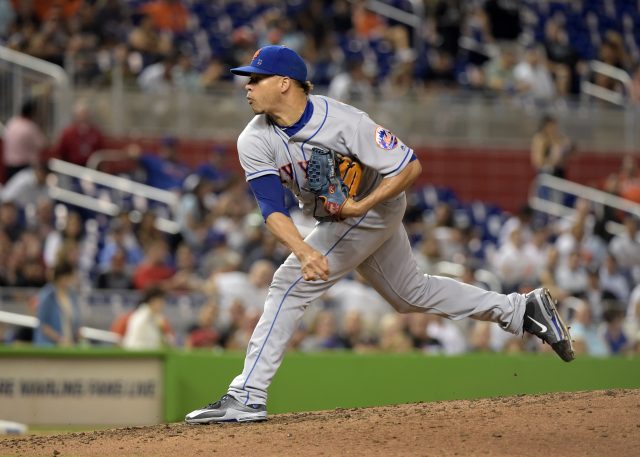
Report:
307,147,362,220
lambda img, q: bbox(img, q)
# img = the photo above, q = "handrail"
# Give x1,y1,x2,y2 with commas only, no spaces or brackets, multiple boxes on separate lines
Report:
48,158,179,207
528,173,640,234
0,45,71,135
0,310,121,345
86,149,135,171
47,158,181,234
580,60,632,106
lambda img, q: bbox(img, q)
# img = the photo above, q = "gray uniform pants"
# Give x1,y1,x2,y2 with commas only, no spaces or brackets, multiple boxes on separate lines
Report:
228,194,526,405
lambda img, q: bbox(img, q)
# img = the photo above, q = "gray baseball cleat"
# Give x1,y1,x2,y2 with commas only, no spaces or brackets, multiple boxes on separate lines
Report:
523,288,575,362
185,395,267,424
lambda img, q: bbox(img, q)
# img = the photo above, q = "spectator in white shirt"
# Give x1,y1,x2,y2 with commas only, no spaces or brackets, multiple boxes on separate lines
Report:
514,45,556,105
122,286,172,350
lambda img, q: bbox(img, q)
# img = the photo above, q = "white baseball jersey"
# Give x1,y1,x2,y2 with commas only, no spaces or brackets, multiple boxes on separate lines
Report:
226,94,526,407
237,94,415,219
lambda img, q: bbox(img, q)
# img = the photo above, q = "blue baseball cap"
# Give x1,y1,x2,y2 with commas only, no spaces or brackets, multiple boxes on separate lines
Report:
230,45,308,82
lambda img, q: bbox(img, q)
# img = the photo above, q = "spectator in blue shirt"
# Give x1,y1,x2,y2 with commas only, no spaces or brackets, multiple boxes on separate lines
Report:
33,261,80,347
131,136,191,191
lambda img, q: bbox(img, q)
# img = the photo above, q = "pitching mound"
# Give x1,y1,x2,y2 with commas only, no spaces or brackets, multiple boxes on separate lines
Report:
1,389,639,457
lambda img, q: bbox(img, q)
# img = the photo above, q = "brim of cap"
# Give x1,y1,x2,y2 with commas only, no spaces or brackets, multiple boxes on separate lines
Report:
230,65,274,76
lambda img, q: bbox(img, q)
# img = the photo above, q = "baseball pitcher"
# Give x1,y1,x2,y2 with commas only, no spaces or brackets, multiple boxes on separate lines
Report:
186,45,574,424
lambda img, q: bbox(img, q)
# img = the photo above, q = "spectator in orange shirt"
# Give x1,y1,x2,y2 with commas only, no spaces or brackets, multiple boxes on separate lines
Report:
617,154,640,204
140,0,188,34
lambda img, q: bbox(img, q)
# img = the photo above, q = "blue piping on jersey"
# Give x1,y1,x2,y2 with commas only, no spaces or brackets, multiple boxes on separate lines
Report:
273,126,301,190
247,168,279,179
384,148,414,177
299,97,329,161
241,213,368,404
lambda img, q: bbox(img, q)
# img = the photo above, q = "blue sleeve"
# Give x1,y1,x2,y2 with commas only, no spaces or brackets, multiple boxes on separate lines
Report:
409,153,417,162
248,174,290,221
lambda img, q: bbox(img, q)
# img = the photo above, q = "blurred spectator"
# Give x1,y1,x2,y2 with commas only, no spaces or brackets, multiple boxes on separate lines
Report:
413,235,442,275
135,211,165,249
378,314,412,352
166,242,203,291
122,286,173,349
425,316,467,355
491,227,534,292
127,13,172,66
568,299,609,357
543,19,580,96
2,99,47,183
0,200,24,241
212,259,274,316
0,160,50,208
33,261,80,347
43,210,85,268
172,53,201,91
98,215,144,272
626,284,640,351
530,114,574,179
299,310,344,351
139,0,188,34
630,64,640,105
224,308,261,350
554,250,588,297
132,238,174,290
137,53,176,93
483,43,522,95
195,145,233,192
608,215,640,276
0,0,15,36
602,308,629,355
327,57,374,104
514,45,556,106
337,310,377,351
615,155,640,204
95,247,133,290
128,138,191,191
598,253,630,304
176,174,215,250
326,274,391,330
185,301,221,349
498,204,533,246
52,100,105,166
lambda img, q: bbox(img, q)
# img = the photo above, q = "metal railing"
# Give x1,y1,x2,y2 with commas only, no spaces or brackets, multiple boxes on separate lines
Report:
47,158,180,234
0,46,71,137
0,310,121,345
529,173,640,234
581,60,632,106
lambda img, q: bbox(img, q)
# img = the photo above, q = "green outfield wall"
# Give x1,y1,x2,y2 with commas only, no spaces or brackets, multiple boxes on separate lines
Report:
2,348,639,424
166,351,640,422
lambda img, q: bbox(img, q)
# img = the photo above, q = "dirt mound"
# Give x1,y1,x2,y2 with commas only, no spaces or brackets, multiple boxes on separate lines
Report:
1,389,639,457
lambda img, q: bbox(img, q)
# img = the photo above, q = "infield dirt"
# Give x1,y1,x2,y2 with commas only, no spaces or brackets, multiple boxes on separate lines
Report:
1,389,639,457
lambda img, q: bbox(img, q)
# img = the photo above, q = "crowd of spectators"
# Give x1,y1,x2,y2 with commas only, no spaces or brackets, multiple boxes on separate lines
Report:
0,1,639,357
0,100,638,357
2,0,640,105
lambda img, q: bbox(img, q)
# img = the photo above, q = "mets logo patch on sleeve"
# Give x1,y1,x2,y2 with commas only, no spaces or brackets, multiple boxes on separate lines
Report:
375,127,398,150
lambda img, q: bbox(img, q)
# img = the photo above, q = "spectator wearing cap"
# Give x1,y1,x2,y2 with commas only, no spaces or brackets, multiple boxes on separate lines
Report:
52,100,105,167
